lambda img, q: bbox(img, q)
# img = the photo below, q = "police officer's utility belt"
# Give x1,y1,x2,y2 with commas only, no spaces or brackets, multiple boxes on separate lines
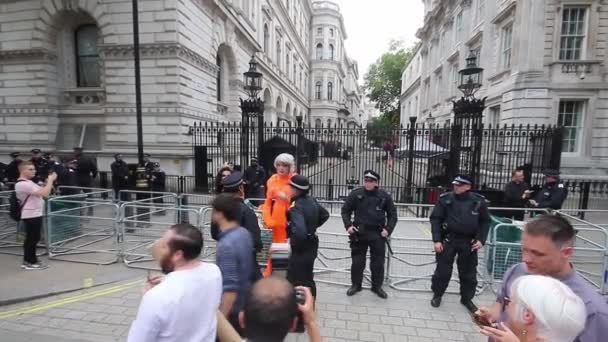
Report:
356,224,382,233
445,232,475,241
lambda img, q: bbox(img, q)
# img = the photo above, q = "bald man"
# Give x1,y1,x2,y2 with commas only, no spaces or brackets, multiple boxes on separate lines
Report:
239,277,321,342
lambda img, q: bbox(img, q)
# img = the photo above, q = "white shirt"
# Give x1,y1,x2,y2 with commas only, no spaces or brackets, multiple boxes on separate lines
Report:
127,263,223,342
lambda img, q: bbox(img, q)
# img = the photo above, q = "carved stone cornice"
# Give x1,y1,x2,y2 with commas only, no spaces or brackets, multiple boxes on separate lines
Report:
0,48,57,62
99,43,219,75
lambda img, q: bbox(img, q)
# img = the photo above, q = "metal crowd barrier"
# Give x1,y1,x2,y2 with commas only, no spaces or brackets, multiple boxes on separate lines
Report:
46,189,119,265
120,202,208,270
0,190,48,257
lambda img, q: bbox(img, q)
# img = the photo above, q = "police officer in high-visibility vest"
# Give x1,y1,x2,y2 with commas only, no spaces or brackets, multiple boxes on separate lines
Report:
341,170,397,299
286,175,329,299
430,175,490,313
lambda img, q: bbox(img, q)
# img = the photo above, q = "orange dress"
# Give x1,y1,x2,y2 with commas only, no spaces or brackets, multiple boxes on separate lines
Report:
262,173,294,243
261,173,294,276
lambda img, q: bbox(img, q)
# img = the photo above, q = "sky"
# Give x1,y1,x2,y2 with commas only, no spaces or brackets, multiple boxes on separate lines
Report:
331,0,425,81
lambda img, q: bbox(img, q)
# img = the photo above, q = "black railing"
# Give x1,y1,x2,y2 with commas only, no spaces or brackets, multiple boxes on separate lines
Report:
93,171,608,215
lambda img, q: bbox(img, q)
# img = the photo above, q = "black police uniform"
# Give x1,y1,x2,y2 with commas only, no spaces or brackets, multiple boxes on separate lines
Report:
341,171,397,293
244,162,266,201
6,154,21,186
111,157,130,201
532,181,568,210
430,182,490,306
286,176,329,299
503,180,529,220
74,154,98,188
210,172,263,281
151,165,166,206
30,154,49,184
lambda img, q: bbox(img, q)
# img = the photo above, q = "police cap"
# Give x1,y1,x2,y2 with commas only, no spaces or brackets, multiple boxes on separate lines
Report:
363,170,380,181
153,162,160,168
221,171,244,190
10,152,20,158
543,169,560,177
31,148,41,154
452,174,473,186
289,175,310,191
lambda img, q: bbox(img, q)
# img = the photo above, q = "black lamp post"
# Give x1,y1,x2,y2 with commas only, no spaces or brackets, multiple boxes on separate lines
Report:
240,56,265,168
131,0,147,190
405,116,417,201
448,50,486,185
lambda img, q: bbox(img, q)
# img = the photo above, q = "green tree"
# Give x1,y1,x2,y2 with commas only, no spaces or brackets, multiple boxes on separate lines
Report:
366,115,396,147
364,39,414,126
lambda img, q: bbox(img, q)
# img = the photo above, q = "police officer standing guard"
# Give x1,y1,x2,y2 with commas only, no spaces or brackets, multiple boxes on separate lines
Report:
524,169,568,210
430,175,490,313
211,171,264,281
111,154,130,201
5,152,21,189
287,175,329,299
341,170,397,299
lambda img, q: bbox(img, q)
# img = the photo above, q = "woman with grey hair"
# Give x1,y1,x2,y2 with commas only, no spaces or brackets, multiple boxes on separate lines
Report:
262,153,296,276
480,274,586,342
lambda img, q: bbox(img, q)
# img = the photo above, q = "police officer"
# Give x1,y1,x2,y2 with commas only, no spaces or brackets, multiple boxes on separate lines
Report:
5,152,21,188
150,162,166,213
243,157,266,202
30,149,49,184
430,175,490,313
525,169,568,210
341,170,397,299
503,168,529,220
111,153,130,201
287,175,329,299
211,171,263,281
73,147,98,189
143,153,154,174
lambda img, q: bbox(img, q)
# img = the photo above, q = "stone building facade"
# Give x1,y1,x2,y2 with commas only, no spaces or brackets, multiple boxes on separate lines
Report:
0,0,363,174
402,0,608,175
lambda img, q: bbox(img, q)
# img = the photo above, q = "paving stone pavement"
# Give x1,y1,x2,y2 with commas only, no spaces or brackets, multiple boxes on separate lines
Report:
0,276,494,342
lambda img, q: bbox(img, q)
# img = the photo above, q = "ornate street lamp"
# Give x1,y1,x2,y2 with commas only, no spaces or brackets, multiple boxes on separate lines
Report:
448,50,487,186
240,56,265,167
458,51,484,98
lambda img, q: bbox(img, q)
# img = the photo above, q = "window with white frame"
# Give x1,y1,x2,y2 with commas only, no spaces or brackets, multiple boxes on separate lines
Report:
487,106,501,127
501,23,513,69
276,39,282,67
558,100,585,153
476,0,485,24
315,81,322,100
317,27,323,36
263,24,270,53
455,12,463,43
75,25,100,87
327,82,333,100
316,43,323,60
450,63,459,97
559,7,587,61
286,52,290,77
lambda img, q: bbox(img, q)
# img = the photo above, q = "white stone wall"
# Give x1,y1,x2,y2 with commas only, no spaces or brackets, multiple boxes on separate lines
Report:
411,0,608,175
0,0,361,174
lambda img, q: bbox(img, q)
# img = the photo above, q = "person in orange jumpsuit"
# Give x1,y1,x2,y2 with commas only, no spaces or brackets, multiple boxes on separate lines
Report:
262,153,296,276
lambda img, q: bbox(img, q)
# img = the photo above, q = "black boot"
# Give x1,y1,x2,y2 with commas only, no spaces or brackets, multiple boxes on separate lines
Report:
371,287,388,299
430,295,442,308
346,285,362,296
460,299,478,314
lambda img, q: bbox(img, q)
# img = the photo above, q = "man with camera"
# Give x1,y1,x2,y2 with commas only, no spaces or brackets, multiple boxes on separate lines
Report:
341,170,397,299
239,276,321,342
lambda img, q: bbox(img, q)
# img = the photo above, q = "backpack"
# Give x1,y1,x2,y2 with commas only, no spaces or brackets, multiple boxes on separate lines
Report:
9,180,30,222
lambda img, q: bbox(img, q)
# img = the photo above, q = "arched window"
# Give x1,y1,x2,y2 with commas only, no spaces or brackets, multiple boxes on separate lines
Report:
75,25,100,87
315,81,322,100
316,43,323,60
216,55,222,101
327,82,333,100
263,24,269,53
276,40,282,68
315,118,322,127
329,44,335,60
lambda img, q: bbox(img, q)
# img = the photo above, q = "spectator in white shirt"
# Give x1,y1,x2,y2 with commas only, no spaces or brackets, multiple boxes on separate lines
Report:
127,224,222,342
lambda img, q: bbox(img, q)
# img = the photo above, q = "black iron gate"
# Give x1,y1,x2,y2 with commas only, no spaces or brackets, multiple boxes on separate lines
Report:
190,121,562,203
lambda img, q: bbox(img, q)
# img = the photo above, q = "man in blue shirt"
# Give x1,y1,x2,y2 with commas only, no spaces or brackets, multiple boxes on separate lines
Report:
212,193,254,334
